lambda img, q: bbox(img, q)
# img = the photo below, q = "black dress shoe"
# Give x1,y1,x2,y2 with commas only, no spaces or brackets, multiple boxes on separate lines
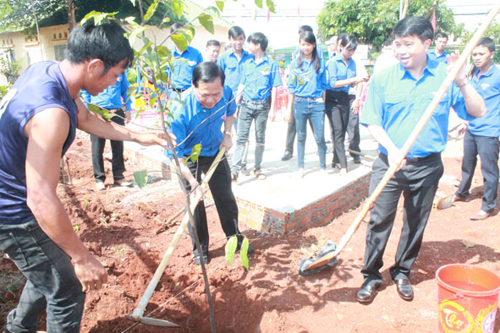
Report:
353,156,361,164
394,278,413,301
281,151,292,161
356,279,381,304
194,253,209,265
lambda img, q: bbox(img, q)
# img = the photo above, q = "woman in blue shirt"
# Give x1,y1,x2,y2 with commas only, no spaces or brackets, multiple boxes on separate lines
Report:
285,31,327,178
326,34,368,174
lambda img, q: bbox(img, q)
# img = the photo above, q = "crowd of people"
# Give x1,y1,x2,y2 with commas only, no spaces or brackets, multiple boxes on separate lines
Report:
0,13,498,331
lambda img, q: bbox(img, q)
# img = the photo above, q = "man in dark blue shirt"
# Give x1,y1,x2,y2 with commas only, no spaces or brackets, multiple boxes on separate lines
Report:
428,32,449,65
358,16,485,304
81,73,133,190
0,20,169,332
166,62,249,265
454,37,500,220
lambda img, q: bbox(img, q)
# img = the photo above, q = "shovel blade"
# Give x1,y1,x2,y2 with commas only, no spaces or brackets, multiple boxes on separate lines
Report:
128,315,179,327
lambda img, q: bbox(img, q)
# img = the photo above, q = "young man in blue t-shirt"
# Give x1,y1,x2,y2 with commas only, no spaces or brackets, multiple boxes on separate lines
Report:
231,33,282,181
454,37,500,221
0,20,169,332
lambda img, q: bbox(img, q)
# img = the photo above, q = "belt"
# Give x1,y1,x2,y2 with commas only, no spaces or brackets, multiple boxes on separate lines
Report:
405,152,440,163
295,96,324,103
242,98,269,106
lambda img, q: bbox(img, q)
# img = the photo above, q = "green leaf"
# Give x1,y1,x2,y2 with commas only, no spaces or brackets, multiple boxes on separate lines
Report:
188,144,202,163
133,170,148,189
240,237,250,271
72,224,80,231
198,14,214,34
225,236,238,264
126,86,136,98
144,0,159,22
157,45,172,62
127,69,137,85
171,33,188,52
128,26,149,47
87,103,114,121
216,1,224,11
255,0,263,9
266,0,276,13
171,1,184,19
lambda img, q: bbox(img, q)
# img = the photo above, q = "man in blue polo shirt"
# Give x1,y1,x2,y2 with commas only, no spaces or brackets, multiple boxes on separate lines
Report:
357,16,485,305
230,33,282,181
166,62,250,265
169,23,203,93
428,32,449,65
453,37,500,221
0,19,169,332
81,73,133,190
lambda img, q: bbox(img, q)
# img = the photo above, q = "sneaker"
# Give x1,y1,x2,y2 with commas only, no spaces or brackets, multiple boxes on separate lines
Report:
194,253,209,265
114,179,133,187
96,182,106,191
281,151,292,161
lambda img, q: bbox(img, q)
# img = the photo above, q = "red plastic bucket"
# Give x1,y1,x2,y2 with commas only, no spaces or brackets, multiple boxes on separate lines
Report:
436,264,500,333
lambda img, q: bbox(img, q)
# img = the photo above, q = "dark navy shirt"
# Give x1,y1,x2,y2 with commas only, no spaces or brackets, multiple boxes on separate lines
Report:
0,62,78,224
217,49,254,96
361,59,474,158
468,65,500,137
240,54,282,101
165,86,236,158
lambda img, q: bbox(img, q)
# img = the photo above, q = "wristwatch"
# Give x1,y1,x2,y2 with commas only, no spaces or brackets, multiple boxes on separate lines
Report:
224,131,232,137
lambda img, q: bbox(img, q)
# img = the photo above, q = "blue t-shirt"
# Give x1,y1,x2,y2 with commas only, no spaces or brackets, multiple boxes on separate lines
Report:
0,62,78,224
428,50,449,65
360,59,474,158
169,46,203,91
217,49,254,95
81,73,132,110
468,65,500,137
241,55,283,101
326,54,357,93
165,86,236,158
287,56,327,98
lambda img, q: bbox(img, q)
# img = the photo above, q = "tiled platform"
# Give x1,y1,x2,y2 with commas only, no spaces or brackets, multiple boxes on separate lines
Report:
125,117,379,234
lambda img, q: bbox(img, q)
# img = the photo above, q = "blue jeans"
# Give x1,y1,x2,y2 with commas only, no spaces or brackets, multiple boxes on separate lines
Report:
231,99,270,172
293,97,326,169
0,220,85,333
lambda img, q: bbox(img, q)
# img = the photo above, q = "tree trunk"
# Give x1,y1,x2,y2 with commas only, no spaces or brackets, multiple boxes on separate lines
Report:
401,0,409,19
425,0,439,20
67,0,76,32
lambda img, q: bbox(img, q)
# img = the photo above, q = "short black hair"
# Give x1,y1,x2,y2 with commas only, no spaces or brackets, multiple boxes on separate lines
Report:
382,39,393,48
247,32,268,52
476,37,495,53
192,62,225,87
66,19,134,73
339,34,358,51
170,23,185,34
206,39,220,48
435,32,449,40
299,25,314,36
228,26,245,39
393,16,434,43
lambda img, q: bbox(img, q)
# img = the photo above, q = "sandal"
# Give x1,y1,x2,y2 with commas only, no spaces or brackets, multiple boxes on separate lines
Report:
254,169,266,180
231,171,238,183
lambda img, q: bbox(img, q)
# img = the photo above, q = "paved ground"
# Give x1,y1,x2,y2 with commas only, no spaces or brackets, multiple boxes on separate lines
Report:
125,114,379,213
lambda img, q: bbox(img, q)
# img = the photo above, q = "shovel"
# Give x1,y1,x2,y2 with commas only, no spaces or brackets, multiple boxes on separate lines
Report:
299,5,500,275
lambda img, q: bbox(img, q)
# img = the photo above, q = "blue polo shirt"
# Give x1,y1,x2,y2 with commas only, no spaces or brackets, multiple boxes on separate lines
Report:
327,54,357,93
240,55,282,101
165,86,236,158
428,50,449,65
287,57,327,98
81,74,132,111
360,59,474,158
468,65,500,137
169,46,203,91
217,49,254,95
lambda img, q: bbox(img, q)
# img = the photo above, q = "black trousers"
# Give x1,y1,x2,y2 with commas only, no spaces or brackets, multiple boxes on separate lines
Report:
456,129,499,213
361,153,443,282
183,153,240,255
347,95,361,156
325,90,350,168
91,109,125,183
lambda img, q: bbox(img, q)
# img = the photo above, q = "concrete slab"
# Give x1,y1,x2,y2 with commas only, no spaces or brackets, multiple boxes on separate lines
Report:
125,117,379,234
